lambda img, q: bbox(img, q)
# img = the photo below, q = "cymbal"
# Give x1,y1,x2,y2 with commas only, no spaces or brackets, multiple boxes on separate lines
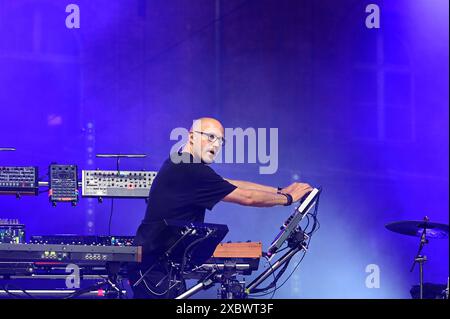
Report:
385,220,449,239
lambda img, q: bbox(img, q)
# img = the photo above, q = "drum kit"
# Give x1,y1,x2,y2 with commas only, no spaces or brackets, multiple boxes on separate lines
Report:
385,216,449,299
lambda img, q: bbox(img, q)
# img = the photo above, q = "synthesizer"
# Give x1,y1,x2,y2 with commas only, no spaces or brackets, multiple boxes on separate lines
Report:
29,235,134,246
267,187,320,256
0,166,38,196
81,170,157,198
49,164,79,205
0,219,25,244
0,261,130,278
0,243,141,264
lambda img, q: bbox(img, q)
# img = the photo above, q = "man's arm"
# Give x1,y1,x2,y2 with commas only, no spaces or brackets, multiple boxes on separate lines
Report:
224,178,278,193
222,188,288,207
222,182,313,207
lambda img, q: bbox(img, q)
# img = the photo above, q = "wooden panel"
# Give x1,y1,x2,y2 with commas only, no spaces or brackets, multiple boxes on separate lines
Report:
213,242,262,258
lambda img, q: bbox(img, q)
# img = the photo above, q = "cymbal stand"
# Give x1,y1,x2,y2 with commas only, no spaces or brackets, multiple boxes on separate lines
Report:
410,217,429,299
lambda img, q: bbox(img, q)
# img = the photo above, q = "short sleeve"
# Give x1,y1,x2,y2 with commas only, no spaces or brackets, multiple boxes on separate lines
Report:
191,165,237,211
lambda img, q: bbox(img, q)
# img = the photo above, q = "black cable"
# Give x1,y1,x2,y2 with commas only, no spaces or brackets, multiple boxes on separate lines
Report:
108,198,114,236
303,214,311,232
250,256,292,296
143,229,217,297
3,284,36,299
251,236,305,294
250,189,323,297
270,249,308,294
308,188,322,235
250,250,307,298
62,272,114,299
265,256,277,299
180,230,216,274
64,281,107,299
248,255,281,295
256,214,319,297
306,210,320,236
167,264,174,298
2,285,19,299
253,213,314,295
13,284,36,299
250,233,312,297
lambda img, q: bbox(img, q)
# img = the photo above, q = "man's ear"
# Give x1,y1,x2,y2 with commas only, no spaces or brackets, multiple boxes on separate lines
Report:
188,131,194,145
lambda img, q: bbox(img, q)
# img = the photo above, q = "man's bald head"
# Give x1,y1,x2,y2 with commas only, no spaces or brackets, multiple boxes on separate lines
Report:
184,117,225,164
190,117,224,135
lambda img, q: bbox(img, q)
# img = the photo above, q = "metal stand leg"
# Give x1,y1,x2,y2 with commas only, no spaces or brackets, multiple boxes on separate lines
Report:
410,217,429,299
176,278,215,299
416,256,427,299
246,245,303,294
175,271,218,299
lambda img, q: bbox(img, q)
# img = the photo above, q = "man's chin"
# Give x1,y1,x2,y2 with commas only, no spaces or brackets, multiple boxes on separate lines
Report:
201,155,215,164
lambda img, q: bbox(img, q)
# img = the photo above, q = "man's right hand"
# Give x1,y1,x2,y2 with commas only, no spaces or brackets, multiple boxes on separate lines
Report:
284,182,313,203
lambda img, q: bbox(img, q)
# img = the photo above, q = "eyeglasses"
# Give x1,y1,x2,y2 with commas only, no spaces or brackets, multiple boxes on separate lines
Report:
193,131,225,145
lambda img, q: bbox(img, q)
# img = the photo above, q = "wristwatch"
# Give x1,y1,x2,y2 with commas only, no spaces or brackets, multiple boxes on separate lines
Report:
280,193,293,206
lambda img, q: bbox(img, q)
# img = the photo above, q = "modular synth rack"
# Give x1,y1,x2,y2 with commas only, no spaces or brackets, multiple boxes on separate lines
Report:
81,170,157,198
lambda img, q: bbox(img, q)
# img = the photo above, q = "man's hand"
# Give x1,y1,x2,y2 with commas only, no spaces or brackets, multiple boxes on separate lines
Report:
282,182,313,203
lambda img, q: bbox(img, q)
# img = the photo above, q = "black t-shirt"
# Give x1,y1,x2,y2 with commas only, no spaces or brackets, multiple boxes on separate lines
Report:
134,152,237,255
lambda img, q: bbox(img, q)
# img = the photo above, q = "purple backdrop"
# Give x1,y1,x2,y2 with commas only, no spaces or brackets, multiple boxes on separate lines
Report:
0,0,448,298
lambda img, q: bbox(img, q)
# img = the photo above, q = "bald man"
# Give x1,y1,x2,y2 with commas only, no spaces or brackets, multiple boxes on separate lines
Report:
130,118,312,299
